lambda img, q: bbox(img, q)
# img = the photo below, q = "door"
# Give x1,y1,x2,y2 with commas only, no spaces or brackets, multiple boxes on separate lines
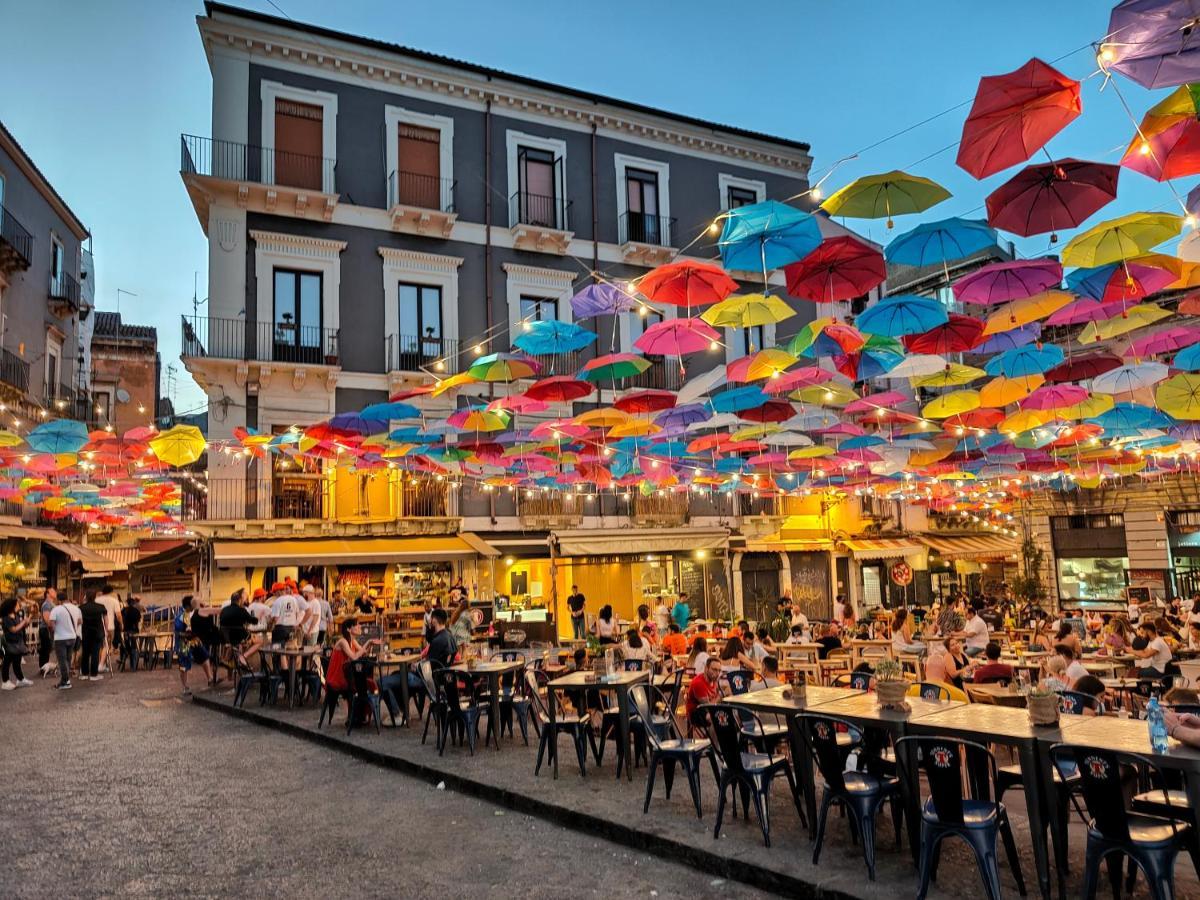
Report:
274,99,324,191
397,283,443,371
396,124,440,209
625,168,660,244
518,147,557,227
273,269,323,364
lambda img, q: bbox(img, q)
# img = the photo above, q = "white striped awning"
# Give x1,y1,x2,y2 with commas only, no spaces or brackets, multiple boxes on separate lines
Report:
841,538,924,561
918,533,1019,561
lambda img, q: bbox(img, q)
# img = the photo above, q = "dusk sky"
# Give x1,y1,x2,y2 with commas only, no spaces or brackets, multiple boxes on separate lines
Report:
0,0,1174,413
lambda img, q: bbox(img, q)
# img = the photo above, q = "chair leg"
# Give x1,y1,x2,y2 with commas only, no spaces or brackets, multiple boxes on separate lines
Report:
662,757,676,799
685,759,704,818
998,810,1026,896
1103,851,1123,900
534,729,549,776
783,765,806,828
916,824,939,900
965,828,1003,900
573,728,588,777
889,792,903,850
1080,840,1103,900
855,801,878,881
813,790,835,866
644,753,659,814
751,785,771,848
515,705,530,746
713,776,731,840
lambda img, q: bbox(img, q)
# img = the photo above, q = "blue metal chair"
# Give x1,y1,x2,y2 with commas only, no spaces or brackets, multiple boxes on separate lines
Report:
803,713,902,880
495,651,531,743
345,659,388,735
433,666,492,755
834,671,874,691
895,736,1025,900
915,681,951,701
724,668,755,695
704,703,805,847
622,658,648,671
630,683,717,818
418,660,445,746
527,669,597,778
232,653,272,708
1057,689,1104,716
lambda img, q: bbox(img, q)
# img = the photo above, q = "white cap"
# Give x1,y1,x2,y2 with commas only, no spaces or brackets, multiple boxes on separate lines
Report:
301,584,315,594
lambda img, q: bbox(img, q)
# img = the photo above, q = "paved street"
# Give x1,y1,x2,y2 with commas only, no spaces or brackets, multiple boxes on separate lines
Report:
0,672,764,900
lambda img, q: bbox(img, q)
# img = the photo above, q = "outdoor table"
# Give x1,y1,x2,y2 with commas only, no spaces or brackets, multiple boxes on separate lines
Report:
967,682,1028,708
451,659,526,751
259,646,321,708
375,652,422,725
848,639,892,668
545,669,648,779
907,700,1071,900
1100,676,1147,713
133,632,171,668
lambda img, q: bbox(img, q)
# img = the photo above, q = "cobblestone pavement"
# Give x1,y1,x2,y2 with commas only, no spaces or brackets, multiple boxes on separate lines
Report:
0,671,766,899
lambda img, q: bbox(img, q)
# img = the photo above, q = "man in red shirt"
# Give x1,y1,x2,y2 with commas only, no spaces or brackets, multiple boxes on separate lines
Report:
685,657,724,732
971,641,1014,684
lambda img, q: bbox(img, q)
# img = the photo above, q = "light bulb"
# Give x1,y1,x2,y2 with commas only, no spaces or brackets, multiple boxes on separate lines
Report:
709,340,719,351
707,221,720,235
811,186,823,201
435,360,446,372
1140,141,1152,156
638,306,648,317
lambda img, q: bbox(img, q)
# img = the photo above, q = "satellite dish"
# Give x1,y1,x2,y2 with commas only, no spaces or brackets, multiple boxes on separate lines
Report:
116,389,131,404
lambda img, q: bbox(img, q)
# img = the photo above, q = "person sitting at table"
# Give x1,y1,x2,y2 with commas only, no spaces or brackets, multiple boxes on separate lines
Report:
1055,642,1089,687
890,608,925,655
1131,620,1173,679
814,623,843,659
719,635,759,673
755,625,777,658
958,606,991,658
592,605,619,646
685,621,709,649
640,624,658,653
1039,654,1070,692
1188,620,1200,652
971,641,1013,684
621,628,651,664
1154,616,1183,650
660,622,687,658
1165,685,1200,706
687,637,710,676
328,618,386,723
1054,621,1082,657
1030,618,1057,653
1162,709,1200,748
750,655,783,691
924,636,971,690
1084,609,1105,640
785,623,806,645
744,629,770,666
1071,674,1108,715
1101,616,1133,655
685,656,724,734
218,588,262,668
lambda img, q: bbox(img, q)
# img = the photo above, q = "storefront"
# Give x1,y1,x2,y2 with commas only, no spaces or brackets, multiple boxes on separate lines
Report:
919,533,1019,600
1050,513,1128,604
842,538,927,611
741,538,835,621
1168,509,1200,598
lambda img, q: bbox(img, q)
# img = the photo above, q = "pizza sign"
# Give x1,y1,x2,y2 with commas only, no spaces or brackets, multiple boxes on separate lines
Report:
890,561,913,586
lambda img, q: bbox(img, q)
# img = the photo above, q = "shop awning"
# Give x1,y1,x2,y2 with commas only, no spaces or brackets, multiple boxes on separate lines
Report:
552,527,728,558
213,534,493,567
92,546,141,570
744,539,833,553
47,541,125,573
0,524,70,541
918,533,1019,561
842,538,924,561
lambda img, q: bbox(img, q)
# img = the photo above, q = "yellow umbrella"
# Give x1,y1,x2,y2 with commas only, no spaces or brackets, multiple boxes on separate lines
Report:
935,471,976,481
732,423,782,441
911,363,987,388
907,440,956,467
788,446,835,460
1061,212,1183,267
981,290,1075,335
740,348,798,381
607,420,662,438
980,374,1043,407
1057,394,1114,419
1078,304,1172,343
999,409,1054,435
573,408,631,428
149,425,206,467
820,170,951,227
0,431,24,448
430,371,480,398
792,383,859,406
701,293,796,329
922,390,981,419
1156,373,1200,420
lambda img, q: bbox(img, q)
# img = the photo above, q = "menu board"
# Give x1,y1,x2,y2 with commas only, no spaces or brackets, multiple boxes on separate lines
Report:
787,552,830,620
677,559,705,604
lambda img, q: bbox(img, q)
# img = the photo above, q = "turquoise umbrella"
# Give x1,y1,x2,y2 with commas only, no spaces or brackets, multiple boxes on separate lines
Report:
985,343,1064,378
884,217,999,267
718,200,822,272
855,295,949,337
513,320,597,355
26,419,89,454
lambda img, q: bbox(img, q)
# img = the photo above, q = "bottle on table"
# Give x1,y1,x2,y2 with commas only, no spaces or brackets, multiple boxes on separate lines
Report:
1147,696,1169,754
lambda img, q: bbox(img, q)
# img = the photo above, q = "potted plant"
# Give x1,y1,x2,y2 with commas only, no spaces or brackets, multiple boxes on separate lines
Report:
874,658,908,709
1027,682,1060,726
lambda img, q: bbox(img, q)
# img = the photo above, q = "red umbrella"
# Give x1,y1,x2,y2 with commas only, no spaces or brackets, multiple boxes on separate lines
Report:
637,260,737,309
525,375,594,404
1042,351,1123,383
943,408,1006,429
613,389,677,414
986,159,1120,239
736,400,795,423
782,235,885,303
957,58,1082,180
902,313,985,354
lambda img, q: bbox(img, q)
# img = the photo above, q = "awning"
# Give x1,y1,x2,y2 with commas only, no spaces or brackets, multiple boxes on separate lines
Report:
842,538,925,561
919,533,1019,561
0,524,69,541
744,539,833,553
213,534,493,567
92,546,140,570
47,541,125,573
552,527,728,558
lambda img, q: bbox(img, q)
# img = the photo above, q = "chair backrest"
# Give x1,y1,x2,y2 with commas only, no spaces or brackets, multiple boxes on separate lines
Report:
895,735,997,827
916,681,951,701
524,669,551,725
434,666,469,711
1049,744,1178,843
1058,689,1103,716
835,670,873,691
629,684,667,752
623,658,647,672
498,650,526,665
704,703,754,774
418,659,439,699
663,668,685,713
802,714,861,794
725,668,755,695
348,658,375,696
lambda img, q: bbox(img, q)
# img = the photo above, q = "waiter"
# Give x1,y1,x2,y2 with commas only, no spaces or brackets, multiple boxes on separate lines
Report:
567,585,586,640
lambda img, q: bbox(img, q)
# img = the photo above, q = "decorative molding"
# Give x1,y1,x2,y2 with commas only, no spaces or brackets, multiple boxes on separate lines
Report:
503,262,576,346
249,229,347,259
250,229,345,351
292,367,307,391
501,262,576,290
215,218,241,253
379,246,463,374
718,172,767,209
378,246,464,274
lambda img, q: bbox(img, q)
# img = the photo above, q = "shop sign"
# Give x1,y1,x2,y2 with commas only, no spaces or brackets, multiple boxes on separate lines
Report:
890,561,913,586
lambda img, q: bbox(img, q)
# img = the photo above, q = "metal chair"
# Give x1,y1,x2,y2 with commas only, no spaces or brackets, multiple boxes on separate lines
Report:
630,683,717,818
527,669,597,778
833,671,874,691
345,658,389,735
915,681,951,701
495,651,531,744
1057,690,1104,716
418,660,445,746
432,666,492,755
895,736,1025,900
622,658,648,671
802,713,902,880
704,703,805,847
724,668,755,695
1050,743,1196,900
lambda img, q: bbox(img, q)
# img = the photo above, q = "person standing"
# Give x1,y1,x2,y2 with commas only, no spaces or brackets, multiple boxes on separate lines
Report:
653,594,671,634
94,583,121,674
247,588,271,636
566,585,586,641
79,590,109,682
1,597,33,689
671,592,691,630
832,593,847,624
298,584,321,647
316,587,332,646
121,595,143,671
36,589,55,677
268,583,302,644
47,592,78,690
174,595,214,695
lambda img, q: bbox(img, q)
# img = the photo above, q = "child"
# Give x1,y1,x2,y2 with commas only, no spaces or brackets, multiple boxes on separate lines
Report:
785,624,806,644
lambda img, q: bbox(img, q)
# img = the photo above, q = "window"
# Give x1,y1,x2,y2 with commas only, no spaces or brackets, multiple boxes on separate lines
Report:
1052,513,1125,530
50,236,64,288
728,185,758,208
398,282,443,370
519,295,558,323
94,390,111,422
741,325,765,355
46,351,59,396
273,269,323,364
517,147,560,227
396,124,441,209
719,173,766,212
274,99,324,191
625,168,661,243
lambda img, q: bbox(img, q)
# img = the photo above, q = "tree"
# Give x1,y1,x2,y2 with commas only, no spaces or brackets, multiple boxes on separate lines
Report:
1011,537,1048,607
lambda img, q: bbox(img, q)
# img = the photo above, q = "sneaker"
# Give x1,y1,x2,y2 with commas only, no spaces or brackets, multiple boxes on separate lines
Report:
1,682,15,691
17,679,32,687
80,676,91,682
55,682,72,690
91,675,104,682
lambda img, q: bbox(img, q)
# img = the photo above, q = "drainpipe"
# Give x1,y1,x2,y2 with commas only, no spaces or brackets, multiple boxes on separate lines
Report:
485,96,496,526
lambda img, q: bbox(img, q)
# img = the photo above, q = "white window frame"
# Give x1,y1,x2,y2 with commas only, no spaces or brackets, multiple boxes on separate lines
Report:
93,385,115,423
384,105,454,211
249,229,346,363
378,247,464,373
614,153,671,246
718,173,766,210
505,131,568,229
260,80,339,194
502,262,574,345
49,233,65,291
45,331,63,398
618,301,676,356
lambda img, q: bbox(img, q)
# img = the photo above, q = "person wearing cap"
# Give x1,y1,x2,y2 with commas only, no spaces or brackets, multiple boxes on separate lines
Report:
299,584,321,647
247,588,271,634
269,582,302,644
315,586,333,646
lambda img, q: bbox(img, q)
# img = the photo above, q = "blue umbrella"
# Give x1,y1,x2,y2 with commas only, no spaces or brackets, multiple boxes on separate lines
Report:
709,385,769,414
855,295,949,337
388,427,439,444
715,457,751,474
26,419,89,454
513,320,597,355
1176,343,1200,372
974,323,1041,354
718,200,822,272
840,434,887,450
839,348,903,380
986,343,1064,377
1087,402,1175,435
884,217,998,267
359,401,420,421
329,413,387,435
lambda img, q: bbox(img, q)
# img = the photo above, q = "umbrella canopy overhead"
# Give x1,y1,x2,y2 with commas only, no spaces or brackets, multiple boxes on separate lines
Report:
634,318,720,356
952,258,1064,305
855,294,949,337
570,282,638,318
884,217,999,267
820,170,951,227
149,425,206,467
638,260,738,309
717,200,822,272
1066,260,1177,302
1060,212,1183,267
957,58,1082,180
513,320,596,355
701,293,796,329
1102,0,1200,89
986,159,1120,239
783,235,886,303
1121,82,1200,180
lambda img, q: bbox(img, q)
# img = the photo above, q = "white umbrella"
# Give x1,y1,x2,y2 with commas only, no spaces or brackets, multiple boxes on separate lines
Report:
1092,362,1169,395
882,354,947,379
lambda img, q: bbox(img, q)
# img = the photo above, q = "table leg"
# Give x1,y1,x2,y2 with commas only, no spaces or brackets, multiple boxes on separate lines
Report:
548,685,559,779
1037,739,1069,900
617,687,633,781
787,716,818,840
1019,742,1053,900
399,663,411,726
896,729,922,866
489,673,502,750
287,658,297,708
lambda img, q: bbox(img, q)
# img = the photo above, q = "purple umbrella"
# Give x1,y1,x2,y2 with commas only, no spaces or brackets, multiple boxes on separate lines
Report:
655,403,712,429
1189,181,1200,216
328,413,387,435
952,258,1063,305
974,323,1042,354
1104,0,1200,89
570,283,638,318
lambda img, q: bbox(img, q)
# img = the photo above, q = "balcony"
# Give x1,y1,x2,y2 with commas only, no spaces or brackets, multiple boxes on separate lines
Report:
180,134,337,229
632,492,689,527
617,211,677,266
509,191,573,254
386,333,461,375
0,348,29,396
181,315,340,367
625,359,685,391
0,205,32,273
48,271,80,316
386,170,457,236
517,493,584,528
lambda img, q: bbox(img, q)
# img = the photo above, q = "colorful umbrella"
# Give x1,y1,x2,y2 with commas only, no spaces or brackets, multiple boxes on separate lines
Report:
855,294,949,337
727,348,799,382
578,353,652,383
911,363,987,387
637,260,737,309
923,390,982,419
1043,352,1124,383
358,401,420,421
1121,82,1200,180
1157,373,1200,419
956,58,1081,180
833,348,904,381
783,235,886,303
468,352,540,382
1078,304,1173,342
884,217,998,267
570,282,638,318
26,420,89,455
717,200,822,272
903,314,985,354
148,425,206,467
985,159,1119,239
700,293,796,329
613,390,676,414
1060,212,1183,267
980,374,1044,406
1102,0,1200,89
1021,384,1089,410
1093,361,1170,394
981,290,1074,334
1176,343,1200,371
1124,325,1200,357
513,320,596,355
447,406,511,432
820,170,951,227
952,258,1063,305
1066,260,1177,302
975,323,1042,354
988,343,1065,377
525,376,594,404
634,318,720,356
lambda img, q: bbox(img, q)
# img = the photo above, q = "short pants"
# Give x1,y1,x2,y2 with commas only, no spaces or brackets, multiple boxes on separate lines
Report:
177,644,210,671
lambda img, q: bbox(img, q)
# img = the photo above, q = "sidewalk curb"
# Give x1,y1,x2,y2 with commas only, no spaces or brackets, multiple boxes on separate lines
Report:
193,695,854,899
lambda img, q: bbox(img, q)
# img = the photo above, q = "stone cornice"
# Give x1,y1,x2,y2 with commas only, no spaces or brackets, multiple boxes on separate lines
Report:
248,228,347,259
200,17,811,174
501,262,577,288
377,246,464,274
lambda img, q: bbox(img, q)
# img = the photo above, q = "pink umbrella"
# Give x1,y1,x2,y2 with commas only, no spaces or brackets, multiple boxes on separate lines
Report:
488,395,548,414
844,391,911,415
1125,326,1200,358
1044,297,1128,326
952,258,1063,305
633,318,720,356
1021,384,1089,410
762,366,835,394
747,452,789,466
814,423,866,437
530,420,590,439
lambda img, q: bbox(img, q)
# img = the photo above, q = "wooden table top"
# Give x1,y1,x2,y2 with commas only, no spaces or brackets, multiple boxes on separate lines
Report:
906,701,1069,744
548,669,648,689
452,659,525,675
1054,714,1200,766
723,685,862,715
814,692,966,725
376,652,422,665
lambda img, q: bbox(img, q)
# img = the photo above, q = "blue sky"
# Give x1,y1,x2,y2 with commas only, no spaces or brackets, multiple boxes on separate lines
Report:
0,0,1178,414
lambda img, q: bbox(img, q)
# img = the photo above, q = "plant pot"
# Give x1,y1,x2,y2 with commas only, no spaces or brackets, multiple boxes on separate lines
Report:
876,679,908,708
1028,693,1060,726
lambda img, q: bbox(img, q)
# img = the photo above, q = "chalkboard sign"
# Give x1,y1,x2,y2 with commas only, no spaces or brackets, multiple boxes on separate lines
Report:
787,552,830,620
707,564,731,621
677,560,705,606
914,570,933,606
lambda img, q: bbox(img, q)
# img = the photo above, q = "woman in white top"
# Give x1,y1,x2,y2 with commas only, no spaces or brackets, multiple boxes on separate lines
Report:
718,635,760,673
890,608,925,654
593,605,618,645
687,637,710,675
621,628,652,663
